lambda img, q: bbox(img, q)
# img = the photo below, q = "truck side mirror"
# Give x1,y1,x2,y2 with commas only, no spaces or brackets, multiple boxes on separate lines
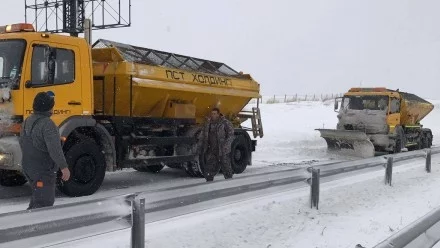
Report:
25,80,33,88
334,100,339,111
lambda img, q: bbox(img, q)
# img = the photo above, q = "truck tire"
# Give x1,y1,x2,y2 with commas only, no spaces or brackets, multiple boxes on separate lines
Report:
421,135,428,149
184,162,198,177
134,165,164,173
182,152,206,178
392,135,402,154
58,139,106,197
427,133,433,148
416,137,424,150
230,135,251,174
391,127,405,154
0,170,27,187
421,132,433,149
188,159,204,178
179,127,204,178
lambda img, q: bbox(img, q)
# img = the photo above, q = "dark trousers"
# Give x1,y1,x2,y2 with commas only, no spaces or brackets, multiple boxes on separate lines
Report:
204,152,233,181
25,172,56,210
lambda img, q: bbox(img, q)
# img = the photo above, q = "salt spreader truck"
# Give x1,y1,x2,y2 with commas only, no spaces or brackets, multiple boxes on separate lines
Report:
0,23,263,196
317,87,433,158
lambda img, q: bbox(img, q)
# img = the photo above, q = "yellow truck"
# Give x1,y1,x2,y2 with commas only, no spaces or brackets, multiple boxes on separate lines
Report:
0,23,263,196
317,87,434,157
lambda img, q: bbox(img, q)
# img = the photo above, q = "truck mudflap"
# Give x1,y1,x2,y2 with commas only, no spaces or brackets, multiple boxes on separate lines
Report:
316,129,375,158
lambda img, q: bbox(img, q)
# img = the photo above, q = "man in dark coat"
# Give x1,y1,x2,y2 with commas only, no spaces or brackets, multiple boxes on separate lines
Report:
19,92,70,209
200,108,234,181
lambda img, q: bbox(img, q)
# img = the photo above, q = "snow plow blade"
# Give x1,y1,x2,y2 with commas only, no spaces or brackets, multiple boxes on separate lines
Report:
316,129,375,158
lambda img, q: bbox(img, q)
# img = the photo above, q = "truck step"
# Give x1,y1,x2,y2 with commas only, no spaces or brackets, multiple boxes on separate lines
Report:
122,155,196,168
123,136,196,146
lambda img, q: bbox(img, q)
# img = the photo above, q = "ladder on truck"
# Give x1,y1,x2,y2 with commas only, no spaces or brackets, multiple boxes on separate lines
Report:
239,98,264,138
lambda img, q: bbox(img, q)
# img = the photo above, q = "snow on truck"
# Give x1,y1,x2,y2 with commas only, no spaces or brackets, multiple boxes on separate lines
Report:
317,87,434,158
0,23,263,196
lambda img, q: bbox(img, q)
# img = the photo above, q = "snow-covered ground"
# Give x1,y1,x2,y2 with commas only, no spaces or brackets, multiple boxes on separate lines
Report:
249,101,340,166
3,100,440,247
55,155,440,248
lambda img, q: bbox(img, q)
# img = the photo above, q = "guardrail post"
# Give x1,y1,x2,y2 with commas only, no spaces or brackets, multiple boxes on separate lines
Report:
385,157,393,186
131,198,145,248
310,168,320,209
426,149,432,173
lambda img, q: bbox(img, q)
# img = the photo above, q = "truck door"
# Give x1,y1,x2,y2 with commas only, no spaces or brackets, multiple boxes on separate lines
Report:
23,43,82,126
388,97,401,131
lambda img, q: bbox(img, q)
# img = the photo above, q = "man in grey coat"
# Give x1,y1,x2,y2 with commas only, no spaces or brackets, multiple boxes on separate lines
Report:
200,108,235,182
19,92,70,209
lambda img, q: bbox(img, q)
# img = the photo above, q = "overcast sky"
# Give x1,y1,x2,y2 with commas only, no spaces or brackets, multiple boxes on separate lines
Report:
2,0,440,98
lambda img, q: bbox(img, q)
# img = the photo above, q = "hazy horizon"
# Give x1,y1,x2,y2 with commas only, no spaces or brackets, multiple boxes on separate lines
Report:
2,0,440,99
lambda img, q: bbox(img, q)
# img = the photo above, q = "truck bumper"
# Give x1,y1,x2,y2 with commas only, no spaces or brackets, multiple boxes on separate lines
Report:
368,134,392,149
0,136,22,171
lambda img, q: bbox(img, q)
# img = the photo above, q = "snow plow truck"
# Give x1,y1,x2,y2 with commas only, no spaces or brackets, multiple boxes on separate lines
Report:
317,87,433,158
0,23,263,196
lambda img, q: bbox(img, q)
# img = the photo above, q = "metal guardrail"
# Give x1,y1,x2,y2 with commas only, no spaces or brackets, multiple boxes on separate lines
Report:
313,149,438,178
372,206,440,248
0,148,438,248
373,204,440,248
370,149,440,248
307,148,439,209
0,194,146,248
248,94,344,104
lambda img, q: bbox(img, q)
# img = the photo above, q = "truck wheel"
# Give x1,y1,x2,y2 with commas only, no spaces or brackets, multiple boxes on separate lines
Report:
58,139,106,197
417,137,424,150
422,132,433,149
230,135,250,174
185,159,204,178
393,136,402,153
421,135,429,149
134,165,164,173
391,127,404,154
195,155,205,177
183,155,204,178
179,127,204,178
0,170,27,187
184,162,197,177
428,134,433,148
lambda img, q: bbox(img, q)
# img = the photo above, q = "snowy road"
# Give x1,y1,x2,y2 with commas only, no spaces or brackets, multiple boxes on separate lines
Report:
41,153,440,248
0,159,336,214
2,100,438,213
1,101,440,247
1,149,437,248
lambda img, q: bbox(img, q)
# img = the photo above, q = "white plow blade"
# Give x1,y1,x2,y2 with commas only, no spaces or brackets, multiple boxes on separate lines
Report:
316,129,375,158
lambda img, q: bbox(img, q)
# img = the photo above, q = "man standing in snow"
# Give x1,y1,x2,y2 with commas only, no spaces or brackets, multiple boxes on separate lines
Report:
19,92,70,209
200,108,235,182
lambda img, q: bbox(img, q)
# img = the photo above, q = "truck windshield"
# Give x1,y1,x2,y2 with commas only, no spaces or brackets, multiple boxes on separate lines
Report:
0,40,26,89
342,95,389,111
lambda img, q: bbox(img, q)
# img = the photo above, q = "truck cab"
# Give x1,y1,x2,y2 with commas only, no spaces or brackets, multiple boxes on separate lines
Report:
0,24,97,189
336,88,401,152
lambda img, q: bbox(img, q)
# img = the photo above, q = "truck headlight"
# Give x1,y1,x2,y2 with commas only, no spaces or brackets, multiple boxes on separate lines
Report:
0,153,13,167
